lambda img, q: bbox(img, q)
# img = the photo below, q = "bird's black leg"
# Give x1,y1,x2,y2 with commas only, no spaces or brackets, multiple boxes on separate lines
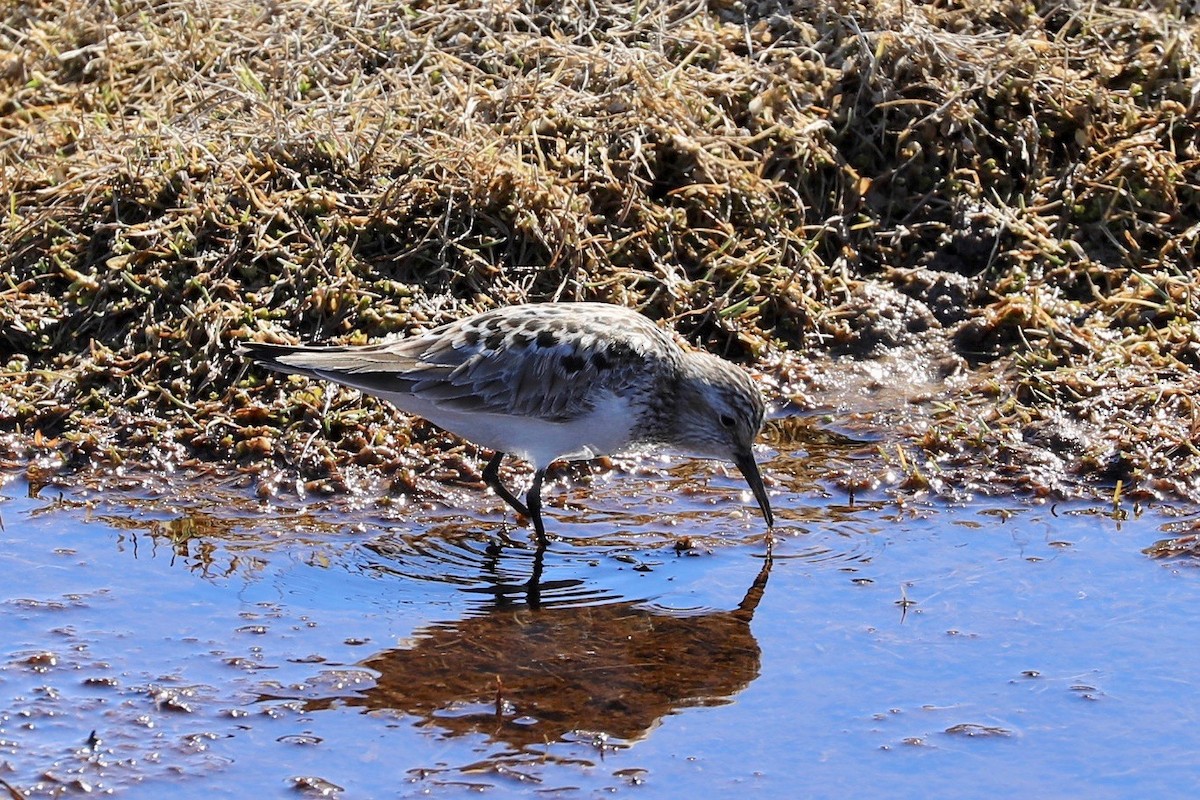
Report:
526,469,548,546
525,539,546,609
483,452,530,518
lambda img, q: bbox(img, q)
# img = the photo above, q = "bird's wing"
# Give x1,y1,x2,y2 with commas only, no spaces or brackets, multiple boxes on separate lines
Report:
239,304,681,423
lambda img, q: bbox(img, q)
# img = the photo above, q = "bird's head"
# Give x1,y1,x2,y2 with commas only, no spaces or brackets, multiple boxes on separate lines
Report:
672,352,773,527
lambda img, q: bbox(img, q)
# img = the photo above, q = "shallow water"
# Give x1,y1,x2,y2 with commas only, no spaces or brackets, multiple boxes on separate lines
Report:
2,450,1200,798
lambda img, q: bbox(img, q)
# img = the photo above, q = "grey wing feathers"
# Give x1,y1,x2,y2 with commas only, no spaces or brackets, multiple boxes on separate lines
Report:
241,337,630,421
237,340,429,397
423,340,601,420
237,304,680,422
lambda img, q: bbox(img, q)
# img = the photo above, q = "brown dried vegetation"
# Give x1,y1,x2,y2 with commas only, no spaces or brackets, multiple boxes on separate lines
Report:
1,0,1198,500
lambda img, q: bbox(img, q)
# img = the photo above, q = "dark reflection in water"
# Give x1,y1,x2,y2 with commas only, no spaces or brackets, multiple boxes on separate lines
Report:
301,551,771,749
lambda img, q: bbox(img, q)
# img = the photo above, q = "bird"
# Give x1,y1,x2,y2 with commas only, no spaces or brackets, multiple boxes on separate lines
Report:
237,302,773,544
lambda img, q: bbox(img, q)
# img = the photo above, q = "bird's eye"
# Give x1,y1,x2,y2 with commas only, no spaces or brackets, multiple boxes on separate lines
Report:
719,414,736,428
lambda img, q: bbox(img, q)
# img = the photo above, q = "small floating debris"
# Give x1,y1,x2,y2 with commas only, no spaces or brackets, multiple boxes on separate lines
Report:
943,723,1013,738
290,775,344,796
1143,534,1200,559
278,734,323,746
613,767,648,785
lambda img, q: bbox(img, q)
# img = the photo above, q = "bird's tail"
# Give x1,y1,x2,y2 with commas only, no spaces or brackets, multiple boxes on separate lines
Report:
236,340,424,381
237,341,342,380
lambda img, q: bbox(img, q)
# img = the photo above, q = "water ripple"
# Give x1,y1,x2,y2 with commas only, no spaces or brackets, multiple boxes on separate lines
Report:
358,528,627,610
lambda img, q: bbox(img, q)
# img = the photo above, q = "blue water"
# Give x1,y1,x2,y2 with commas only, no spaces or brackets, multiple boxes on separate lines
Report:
2,470,1199,799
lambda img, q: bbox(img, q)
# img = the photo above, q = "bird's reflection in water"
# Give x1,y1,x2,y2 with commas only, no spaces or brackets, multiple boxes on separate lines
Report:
306,544,771,749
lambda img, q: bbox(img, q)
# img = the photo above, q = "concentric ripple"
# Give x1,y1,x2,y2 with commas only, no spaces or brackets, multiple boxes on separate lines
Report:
357,525,629,610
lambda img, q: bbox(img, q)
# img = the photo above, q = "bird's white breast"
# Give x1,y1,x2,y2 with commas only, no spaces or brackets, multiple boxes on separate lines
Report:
377,388,638,470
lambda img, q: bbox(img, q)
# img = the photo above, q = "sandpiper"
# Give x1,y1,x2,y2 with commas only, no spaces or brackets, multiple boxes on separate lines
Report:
237,302,773,543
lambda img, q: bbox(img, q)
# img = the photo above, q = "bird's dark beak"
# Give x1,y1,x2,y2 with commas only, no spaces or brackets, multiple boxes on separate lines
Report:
734,450,773,528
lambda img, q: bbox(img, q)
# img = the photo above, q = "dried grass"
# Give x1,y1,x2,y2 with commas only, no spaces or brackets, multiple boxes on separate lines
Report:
2,0,1198,499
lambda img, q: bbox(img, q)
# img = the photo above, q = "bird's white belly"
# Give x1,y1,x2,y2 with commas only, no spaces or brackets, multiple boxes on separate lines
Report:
381,390,638,470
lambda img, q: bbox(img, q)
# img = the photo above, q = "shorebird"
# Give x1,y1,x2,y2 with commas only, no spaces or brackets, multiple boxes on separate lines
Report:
238,303,773,544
